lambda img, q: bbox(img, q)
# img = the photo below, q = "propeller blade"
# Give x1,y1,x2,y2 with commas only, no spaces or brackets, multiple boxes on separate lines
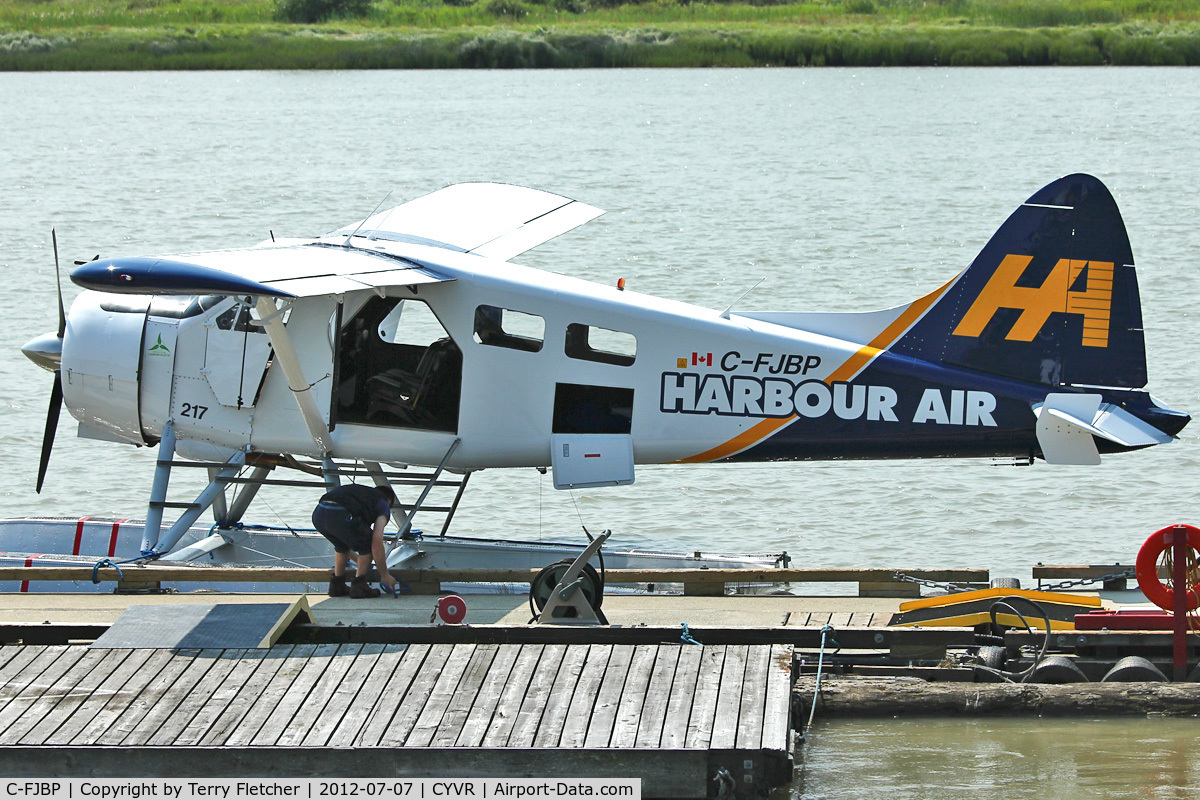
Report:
52,229,66,339
36,370,63,494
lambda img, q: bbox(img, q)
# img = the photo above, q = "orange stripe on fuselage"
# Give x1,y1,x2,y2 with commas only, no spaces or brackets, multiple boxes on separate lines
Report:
680,277,956,463
679,415,795,464
825,279,953,384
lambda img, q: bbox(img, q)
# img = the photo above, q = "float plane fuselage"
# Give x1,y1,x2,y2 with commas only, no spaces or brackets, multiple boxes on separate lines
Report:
23,174,1190,508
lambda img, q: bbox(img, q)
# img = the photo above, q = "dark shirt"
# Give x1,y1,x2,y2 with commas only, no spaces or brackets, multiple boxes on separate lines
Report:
319,484,390,530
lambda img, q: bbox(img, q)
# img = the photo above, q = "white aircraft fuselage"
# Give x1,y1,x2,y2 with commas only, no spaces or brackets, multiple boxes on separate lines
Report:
26,177,1191,499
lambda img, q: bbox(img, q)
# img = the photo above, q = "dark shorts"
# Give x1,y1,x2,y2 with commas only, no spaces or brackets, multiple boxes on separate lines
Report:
312,501,372,555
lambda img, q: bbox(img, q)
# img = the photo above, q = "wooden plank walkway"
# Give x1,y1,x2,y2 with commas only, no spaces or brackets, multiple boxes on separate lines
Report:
0,643,793,798
785,610,890,627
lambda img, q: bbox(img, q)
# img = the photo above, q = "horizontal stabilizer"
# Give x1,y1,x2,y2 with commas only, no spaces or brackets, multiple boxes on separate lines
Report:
1033,392,1176,465
1091,404,1177,448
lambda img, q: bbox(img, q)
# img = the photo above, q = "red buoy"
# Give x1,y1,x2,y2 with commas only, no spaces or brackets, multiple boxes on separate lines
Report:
437,594,467,624
1135,524,1200,611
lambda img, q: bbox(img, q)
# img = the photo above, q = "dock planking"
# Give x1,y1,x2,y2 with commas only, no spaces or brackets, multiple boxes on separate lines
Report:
0,642,794,798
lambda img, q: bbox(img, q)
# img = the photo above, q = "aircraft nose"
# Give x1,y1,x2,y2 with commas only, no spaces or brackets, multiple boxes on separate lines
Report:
21,331,62,372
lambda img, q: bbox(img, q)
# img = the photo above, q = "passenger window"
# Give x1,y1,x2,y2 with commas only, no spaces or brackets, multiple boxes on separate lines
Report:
473,305,544,353
564,323,636,367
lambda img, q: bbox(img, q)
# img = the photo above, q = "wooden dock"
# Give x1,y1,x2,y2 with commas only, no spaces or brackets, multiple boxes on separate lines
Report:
0,642,793,798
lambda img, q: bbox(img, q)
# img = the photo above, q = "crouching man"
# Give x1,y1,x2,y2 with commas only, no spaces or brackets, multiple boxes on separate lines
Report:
312,483,399,598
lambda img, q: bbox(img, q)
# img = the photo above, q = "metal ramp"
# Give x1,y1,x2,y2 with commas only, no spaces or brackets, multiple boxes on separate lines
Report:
89,599,313,649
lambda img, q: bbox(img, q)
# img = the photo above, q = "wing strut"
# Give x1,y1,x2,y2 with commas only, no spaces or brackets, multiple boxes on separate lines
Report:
253,297,333,454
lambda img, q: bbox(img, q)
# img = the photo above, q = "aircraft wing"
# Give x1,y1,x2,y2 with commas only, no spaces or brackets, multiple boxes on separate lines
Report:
329,182,604,262
71,244,450,298
72,183,601,297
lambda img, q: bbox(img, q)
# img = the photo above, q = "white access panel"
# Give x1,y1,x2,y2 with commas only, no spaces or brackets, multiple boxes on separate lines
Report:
550,434,635,490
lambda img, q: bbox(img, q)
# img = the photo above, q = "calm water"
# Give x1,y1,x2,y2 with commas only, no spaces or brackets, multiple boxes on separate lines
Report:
797,717,1200,800
1,68,1199,792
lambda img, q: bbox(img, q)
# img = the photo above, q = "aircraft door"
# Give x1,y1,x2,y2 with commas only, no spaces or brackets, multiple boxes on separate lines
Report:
203,299,272,409
139,317,178,438
334,296,462,433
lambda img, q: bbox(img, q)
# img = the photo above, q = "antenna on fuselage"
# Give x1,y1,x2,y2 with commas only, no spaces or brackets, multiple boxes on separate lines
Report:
366,200,398,242
341,190,394,248
719,277,764,319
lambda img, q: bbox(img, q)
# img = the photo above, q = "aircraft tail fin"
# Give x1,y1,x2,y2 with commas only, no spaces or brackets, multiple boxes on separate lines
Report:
893,174,1147,388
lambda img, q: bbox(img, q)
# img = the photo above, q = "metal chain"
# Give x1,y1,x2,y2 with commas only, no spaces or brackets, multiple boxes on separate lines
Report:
895,569,1137,595
891,572,972,593
1038,568,1134,593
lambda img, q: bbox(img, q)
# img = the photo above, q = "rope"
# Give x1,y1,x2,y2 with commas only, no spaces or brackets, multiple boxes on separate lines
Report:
90,558,124,584
805,624,836,732
712,767,735,800
1158,546,1200,632
680,622,701,645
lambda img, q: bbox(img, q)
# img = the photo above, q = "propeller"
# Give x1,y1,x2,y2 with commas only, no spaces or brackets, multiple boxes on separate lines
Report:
35,229,67,494
36,371,63,494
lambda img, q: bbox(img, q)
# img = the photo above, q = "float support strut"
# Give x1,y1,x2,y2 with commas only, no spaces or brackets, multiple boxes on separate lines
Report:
221,465,272,526
142,420,177,553
208,467,229,524
322,457,341,492
154,450,246,555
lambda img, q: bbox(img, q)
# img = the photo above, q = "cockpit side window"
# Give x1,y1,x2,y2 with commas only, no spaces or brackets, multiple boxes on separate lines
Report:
472,305,544,353
564,323,637,367
215,299,260,333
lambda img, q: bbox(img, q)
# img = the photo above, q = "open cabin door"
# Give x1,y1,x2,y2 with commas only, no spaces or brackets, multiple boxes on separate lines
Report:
334,296,462,433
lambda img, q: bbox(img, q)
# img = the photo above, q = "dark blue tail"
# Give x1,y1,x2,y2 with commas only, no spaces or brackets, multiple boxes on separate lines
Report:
894,174,1147,388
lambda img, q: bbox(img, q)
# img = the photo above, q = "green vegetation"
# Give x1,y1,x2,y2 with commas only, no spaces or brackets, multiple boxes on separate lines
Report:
2,0,1200,68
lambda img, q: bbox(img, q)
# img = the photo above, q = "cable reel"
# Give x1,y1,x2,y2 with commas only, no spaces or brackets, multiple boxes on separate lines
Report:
530,560,605,615
529,531,610,625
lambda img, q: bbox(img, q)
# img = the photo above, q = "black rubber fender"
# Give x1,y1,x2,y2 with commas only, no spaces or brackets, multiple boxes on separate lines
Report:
977,645,1006,671
1102,655,1168,683
1029,654,1089,684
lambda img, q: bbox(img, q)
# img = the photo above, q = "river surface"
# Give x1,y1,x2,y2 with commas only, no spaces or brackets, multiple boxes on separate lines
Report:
1,68,1199,793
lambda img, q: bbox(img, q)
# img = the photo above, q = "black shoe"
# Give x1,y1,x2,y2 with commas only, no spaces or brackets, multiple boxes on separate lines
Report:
328,574,349,597
350,576,380,599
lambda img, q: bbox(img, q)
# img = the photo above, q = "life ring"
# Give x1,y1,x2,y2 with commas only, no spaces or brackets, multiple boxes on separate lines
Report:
1135,524,1200,611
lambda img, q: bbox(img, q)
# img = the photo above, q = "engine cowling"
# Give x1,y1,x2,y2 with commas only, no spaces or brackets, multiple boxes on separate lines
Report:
60,291,150,445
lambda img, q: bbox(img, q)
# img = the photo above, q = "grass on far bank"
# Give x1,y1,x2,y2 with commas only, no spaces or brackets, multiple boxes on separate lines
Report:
5,0,1200,31
3,0,1200,67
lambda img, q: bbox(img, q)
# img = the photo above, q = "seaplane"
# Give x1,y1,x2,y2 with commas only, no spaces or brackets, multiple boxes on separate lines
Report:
10,173,1190,594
